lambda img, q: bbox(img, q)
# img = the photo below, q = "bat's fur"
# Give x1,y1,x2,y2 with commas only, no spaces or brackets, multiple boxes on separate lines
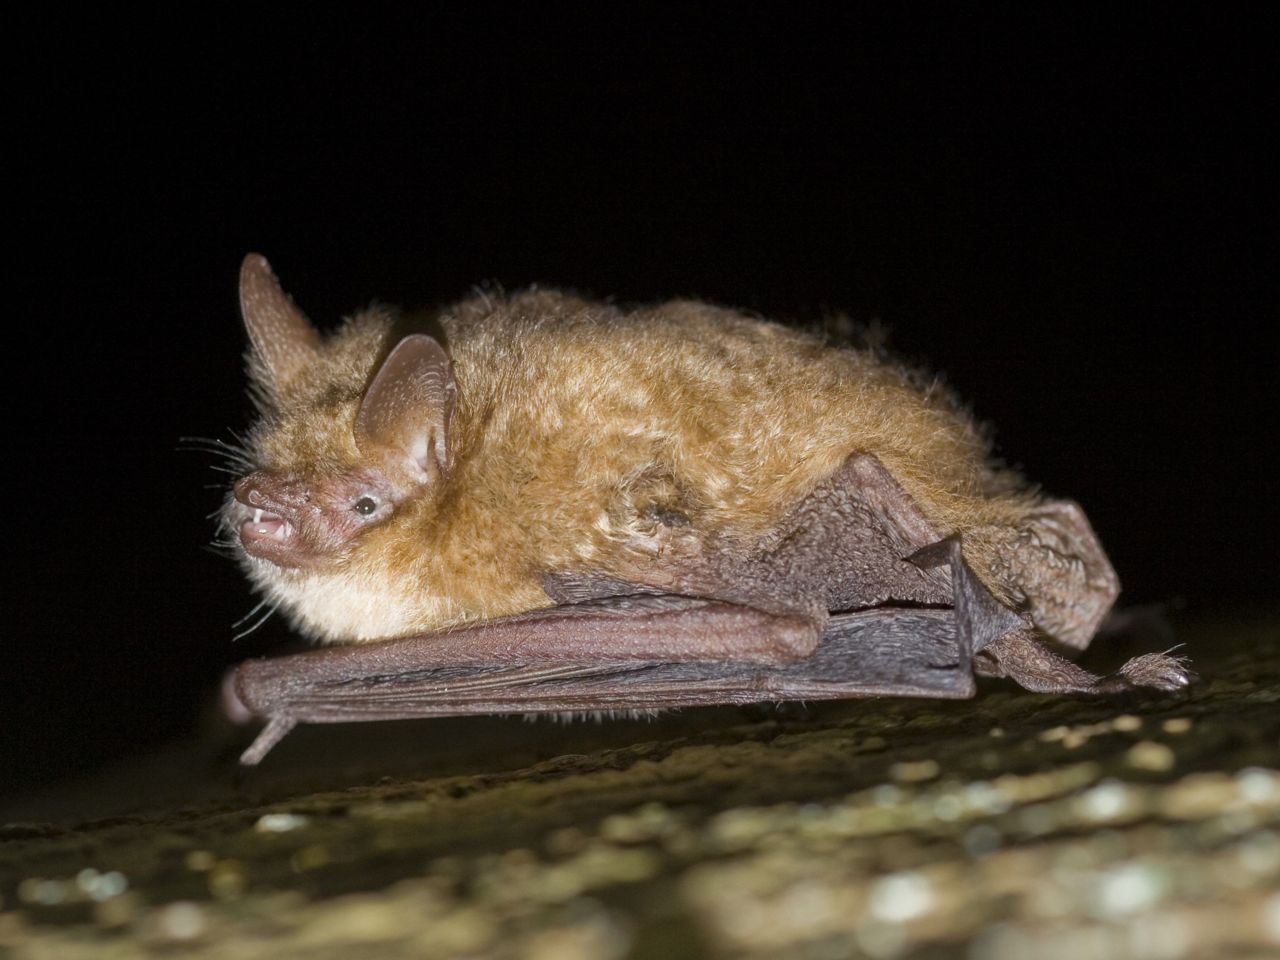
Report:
230,281,1080,648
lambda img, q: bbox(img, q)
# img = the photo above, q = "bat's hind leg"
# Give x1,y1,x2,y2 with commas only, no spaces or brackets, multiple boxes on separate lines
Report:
977,629,1192,694
911,537,1190,696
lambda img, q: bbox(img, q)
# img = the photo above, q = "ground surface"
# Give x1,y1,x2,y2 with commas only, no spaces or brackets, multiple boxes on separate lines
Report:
2,615,1277,959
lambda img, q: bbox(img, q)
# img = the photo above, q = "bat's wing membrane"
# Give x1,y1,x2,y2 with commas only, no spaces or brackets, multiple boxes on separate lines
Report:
269,607,976,718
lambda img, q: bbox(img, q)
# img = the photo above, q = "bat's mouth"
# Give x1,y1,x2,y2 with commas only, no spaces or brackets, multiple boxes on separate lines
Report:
242,508,293,541
240,508,304,565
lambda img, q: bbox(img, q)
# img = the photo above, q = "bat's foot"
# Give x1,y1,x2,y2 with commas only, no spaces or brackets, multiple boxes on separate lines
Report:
1114,650,1194,692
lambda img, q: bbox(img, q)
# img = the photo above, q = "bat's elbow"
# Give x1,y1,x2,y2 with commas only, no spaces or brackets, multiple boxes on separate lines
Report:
773,614,823,661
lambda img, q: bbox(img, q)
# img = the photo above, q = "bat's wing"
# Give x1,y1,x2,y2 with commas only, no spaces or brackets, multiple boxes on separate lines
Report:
236,606,979,763
231,595,825,763
251,611,974,722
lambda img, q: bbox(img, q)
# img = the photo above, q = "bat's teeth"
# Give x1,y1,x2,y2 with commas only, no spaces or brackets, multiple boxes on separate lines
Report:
239,511,294,559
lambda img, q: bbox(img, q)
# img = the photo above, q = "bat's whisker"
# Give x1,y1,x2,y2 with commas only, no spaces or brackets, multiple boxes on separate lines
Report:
233,600,279,641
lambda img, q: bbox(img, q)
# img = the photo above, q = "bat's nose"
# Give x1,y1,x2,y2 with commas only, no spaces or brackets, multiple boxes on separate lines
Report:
235,471,312,510
233,473,267,508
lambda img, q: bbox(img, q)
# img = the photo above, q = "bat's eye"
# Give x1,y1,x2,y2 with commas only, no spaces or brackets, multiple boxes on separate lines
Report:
353,496,379,516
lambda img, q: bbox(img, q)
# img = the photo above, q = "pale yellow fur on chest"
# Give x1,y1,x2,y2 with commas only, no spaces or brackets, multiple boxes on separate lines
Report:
246,562,450,643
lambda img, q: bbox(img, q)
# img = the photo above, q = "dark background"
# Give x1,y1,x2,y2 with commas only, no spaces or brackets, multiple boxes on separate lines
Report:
9,8,1275,792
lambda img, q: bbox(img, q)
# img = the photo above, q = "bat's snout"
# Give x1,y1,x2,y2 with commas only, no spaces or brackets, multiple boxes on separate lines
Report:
232,472,264,508
233,471,290,510
232,472,312,567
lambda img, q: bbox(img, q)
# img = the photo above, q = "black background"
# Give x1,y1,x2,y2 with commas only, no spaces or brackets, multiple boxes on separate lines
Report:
9,7,1276,791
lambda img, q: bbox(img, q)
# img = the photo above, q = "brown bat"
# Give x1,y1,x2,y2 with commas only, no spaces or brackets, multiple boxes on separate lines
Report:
217,254,1189,765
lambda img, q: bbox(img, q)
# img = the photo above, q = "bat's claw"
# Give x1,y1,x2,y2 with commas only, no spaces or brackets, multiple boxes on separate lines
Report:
1115,652,1195,692
221,667,254,725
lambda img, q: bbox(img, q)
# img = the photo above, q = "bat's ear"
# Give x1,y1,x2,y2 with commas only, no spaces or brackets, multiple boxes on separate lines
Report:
239,254,321,393
355,334,457,484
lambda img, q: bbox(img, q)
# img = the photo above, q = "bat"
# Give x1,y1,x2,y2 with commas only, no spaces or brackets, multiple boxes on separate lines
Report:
216,254,1190,765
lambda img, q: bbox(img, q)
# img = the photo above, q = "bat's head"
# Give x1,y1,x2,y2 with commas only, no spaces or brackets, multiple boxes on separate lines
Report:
219,255,458,638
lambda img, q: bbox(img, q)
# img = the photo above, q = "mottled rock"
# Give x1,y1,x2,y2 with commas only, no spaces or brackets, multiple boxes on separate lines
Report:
1,615,1277,958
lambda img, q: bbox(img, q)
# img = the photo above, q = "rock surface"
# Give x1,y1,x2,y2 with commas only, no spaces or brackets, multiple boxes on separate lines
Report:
2,615,1277,959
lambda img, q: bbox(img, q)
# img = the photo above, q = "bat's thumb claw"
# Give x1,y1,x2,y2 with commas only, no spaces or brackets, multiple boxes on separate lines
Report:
239,716,297,766
221,668,255,725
